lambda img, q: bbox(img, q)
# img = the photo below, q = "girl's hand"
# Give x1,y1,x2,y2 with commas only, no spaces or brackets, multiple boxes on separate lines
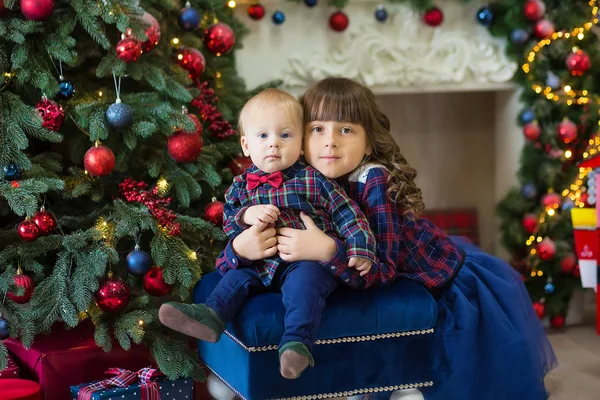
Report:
232,221,277,261
349,257,372,276
277,212,337,262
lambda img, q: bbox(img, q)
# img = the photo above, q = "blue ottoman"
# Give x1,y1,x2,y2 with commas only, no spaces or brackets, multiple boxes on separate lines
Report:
194,272,437,400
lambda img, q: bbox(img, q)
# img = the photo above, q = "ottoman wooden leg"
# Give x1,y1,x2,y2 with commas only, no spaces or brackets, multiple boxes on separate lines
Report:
207,373,236,400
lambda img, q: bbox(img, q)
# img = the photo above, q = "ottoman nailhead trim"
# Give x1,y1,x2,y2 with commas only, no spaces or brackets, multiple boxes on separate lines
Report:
270,381,434,400
224,328,435,352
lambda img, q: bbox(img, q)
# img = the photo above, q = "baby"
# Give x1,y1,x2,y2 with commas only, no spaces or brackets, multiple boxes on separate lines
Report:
160,88,375,379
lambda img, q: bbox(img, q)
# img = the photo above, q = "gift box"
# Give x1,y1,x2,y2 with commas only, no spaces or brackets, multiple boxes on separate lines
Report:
70,368,193,400
422,208,479,245
4,321,155,400
0,353,20,379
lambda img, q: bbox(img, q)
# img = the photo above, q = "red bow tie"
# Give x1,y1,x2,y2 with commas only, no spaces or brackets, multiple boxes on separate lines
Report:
247,171,284,190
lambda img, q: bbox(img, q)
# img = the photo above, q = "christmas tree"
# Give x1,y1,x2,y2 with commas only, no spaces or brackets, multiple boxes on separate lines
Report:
0,0,255,378
494,0,600,326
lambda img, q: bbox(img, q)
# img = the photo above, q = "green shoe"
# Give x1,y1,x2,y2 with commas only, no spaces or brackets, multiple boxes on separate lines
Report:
159,302,225,342
279,341,315,379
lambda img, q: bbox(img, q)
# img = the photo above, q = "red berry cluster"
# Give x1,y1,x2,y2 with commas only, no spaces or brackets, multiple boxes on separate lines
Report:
190,81,236,139
119,179,181,236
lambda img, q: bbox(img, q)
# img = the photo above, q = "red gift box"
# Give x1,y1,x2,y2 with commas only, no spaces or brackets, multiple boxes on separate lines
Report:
3,321,155,400
0,353,20,379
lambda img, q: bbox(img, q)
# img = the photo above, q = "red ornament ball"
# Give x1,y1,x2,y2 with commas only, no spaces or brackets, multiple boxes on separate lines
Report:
36,98,64,132
557,119,577,144
95,276,131,313
176,48,206,81
580,192,590,207
523,122,541,141
532,301,545,319
143,266,171,297
566,50,591,76
18,220,39,242
32,210,56,235
228,154,253,176
20,0,54,21
84,145,115,177
329,11,349,32
523,0,546,21
126,12,161,53
560,253,577,274
537,237,556,261
204,23,236,56
168,130,203,163
116,37,143,63
7,272,34,304
541,192,561,210
522,213,538,234
423,7,444,27
248,3,265,20
533,19,555,39
204,199,224,226
550,314,565,329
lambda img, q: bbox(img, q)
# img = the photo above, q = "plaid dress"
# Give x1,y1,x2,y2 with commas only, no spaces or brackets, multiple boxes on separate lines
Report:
219,158,376,286
325,163,465,289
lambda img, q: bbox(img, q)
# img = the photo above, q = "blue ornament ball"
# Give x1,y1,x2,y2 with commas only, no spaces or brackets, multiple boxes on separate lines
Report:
272,11,285,25
544,282,555,294
3,162,21,181
546,72,561,90
521,183,537,200
304,0,317,7
106,101,133,129
511,29,529,44
0,317,9,340
58,80,76,100
562,199,575,210
520,109,536,124
476,6,494,27
126,248,153,276
375,6,388,22
179,7,200,31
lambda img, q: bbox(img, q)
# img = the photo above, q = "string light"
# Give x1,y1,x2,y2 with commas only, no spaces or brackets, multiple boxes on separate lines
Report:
188,250,197,260
522,1,598,104
156,177,169,196
138,320,144,326
227,0,236,8
95,217,116,247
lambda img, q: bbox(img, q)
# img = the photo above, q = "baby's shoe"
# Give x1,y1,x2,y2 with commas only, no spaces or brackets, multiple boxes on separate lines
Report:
159,303,225,342
279,341,314,379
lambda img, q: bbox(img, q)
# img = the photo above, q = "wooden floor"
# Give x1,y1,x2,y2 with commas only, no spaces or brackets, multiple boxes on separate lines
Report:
546,320,600,399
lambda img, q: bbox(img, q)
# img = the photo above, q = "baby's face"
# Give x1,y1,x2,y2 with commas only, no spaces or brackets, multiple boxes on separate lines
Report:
240,104,303,173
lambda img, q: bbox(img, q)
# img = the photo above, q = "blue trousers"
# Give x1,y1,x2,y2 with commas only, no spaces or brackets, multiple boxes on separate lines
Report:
205,261,339,349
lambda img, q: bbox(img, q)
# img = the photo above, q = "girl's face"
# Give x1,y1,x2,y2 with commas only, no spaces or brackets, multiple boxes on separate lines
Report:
303,120,372,179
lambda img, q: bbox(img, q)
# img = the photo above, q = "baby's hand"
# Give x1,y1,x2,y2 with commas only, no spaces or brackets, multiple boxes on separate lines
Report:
242,205,280,225
348,257,372,276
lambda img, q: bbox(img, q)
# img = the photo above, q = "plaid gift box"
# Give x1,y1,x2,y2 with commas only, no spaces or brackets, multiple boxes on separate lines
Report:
0,354,20,379
422,208,479,245
70,368,194,400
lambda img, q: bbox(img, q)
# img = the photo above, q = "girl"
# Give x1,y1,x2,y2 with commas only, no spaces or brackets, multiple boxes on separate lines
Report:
273,77,557,399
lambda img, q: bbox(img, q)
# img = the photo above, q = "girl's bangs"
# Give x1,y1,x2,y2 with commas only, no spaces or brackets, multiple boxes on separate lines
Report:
303,83,366,125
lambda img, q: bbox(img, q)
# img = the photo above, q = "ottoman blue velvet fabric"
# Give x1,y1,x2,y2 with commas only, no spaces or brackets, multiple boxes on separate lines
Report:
194,272,437,400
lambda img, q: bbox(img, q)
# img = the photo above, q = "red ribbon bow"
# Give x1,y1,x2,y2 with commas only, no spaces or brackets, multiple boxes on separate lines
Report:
77,367,163,400
247,171,284,190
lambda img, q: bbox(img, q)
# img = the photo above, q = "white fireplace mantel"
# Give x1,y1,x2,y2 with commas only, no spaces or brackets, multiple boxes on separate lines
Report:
234,0,518,95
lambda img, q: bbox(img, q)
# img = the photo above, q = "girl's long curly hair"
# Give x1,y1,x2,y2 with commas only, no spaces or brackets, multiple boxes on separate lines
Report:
300,77,424,216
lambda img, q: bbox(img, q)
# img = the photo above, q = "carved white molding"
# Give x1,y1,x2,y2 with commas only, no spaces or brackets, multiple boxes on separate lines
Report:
234,0,518,94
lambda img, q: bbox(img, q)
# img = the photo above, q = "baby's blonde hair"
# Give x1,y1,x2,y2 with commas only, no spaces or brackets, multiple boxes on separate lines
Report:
238,88,303,136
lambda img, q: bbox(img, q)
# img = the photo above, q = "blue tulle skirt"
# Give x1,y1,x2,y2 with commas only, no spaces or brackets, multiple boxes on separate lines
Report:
426,239,557,400
364,240,557,400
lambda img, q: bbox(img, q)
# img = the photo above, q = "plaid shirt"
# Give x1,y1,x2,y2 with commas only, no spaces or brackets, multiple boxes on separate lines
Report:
326,164,465,289
218,158,376,286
